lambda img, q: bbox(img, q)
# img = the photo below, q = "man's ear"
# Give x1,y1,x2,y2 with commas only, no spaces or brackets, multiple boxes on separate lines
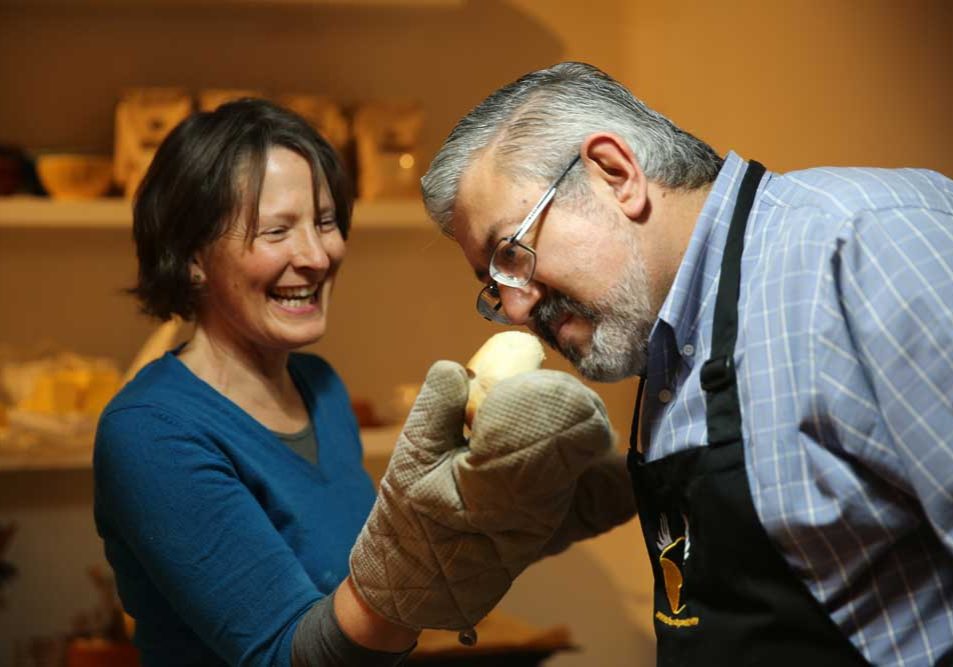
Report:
581,133,648,220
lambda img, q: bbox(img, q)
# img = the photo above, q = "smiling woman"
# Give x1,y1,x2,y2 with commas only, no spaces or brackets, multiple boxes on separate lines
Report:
185,145,346,387
92,99,421,667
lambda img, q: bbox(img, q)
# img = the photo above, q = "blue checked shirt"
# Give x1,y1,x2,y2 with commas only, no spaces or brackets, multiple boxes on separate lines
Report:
640,152,953,666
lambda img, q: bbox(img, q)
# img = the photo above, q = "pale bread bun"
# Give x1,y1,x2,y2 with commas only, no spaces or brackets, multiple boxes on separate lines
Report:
465,331,545,427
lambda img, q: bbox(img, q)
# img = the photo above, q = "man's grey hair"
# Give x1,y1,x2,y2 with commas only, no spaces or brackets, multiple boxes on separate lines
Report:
421,61,723,237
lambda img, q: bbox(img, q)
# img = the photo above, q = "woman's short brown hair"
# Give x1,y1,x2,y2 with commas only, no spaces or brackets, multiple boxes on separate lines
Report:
131,98,352,321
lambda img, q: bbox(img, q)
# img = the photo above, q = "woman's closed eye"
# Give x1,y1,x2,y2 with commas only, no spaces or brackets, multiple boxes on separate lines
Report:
260,225,290,240
316,217,337,232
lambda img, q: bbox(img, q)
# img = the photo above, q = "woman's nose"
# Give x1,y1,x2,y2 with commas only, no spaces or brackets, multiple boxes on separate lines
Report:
294,226,331,269
499,281,544,326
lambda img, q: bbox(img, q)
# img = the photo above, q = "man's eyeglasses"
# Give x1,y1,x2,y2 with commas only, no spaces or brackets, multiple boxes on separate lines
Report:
476,154,580,323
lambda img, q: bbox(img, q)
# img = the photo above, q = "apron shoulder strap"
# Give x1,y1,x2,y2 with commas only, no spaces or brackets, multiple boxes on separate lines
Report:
701,160,766,446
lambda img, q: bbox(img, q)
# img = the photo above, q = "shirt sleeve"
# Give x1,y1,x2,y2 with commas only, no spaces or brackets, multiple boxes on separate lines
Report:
95,405,320,666
291,593,414,667
834,204,953,555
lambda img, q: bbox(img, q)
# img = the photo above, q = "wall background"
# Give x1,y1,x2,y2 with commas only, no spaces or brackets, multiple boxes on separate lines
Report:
1,1,950,665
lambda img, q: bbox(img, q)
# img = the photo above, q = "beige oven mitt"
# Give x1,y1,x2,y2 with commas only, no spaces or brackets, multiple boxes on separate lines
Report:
539,449,637,557
349,360,612,631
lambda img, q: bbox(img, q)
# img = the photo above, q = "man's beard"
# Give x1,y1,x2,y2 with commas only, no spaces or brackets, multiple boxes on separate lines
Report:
533,247,653,382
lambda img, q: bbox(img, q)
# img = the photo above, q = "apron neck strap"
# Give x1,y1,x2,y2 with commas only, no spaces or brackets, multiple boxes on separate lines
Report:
700,160,766,446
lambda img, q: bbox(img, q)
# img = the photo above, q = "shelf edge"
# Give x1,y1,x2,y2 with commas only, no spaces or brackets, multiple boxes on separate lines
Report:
0,196,433,230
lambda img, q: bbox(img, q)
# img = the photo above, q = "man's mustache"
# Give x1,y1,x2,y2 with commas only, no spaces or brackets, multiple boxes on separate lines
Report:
533,291,599,352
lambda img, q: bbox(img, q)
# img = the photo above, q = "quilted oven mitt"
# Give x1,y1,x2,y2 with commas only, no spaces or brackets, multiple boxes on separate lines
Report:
348,360,613,631
540,449,636,558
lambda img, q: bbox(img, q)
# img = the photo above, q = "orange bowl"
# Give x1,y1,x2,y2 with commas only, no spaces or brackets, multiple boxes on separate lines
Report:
37,154,113,200
66,638,139,667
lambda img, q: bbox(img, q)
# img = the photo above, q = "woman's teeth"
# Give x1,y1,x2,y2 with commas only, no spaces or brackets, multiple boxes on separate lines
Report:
271,286,318,307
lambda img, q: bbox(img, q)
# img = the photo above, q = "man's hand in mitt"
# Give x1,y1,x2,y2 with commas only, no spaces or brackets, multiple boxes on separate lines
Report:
539,449,637,558
348,360,612,631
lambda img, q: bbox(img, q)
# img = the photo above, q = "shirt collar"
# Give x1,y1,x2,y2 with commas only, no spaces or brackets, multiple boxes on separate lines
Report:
654,151,751,355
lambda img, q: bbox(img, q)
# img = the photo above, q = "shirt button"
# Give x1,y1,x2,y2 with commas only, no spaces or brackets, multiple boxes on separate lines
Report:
658,389,673,404
682,344,695,357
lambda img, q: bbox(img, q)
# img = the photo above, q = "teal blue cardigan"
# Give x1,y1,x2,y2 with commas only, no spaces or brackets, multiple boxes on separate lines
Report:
94,351,375,666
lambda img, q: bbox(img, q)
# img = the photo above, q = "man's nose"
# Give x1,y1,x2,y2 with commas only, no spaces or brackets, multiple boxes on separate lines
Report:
499,281,544,326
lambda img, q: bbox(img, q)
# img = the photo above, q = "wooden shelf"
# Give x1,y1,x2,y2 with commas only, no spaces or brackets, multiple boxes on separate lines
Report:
0,425,400,472
0,443,93,471
0,196,433,231
352,199,432,231
0,0,464,8
0,197,131,229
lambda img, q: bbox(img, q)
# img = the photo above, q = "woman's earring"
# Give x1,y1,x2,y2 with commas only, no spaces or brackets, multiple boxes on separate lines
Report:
191,272,204,284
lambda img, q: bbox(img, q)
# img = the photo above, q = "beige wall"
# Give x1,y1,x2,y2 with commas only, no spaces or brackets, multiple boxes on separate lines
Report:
619,0,953,175
0,1,951,665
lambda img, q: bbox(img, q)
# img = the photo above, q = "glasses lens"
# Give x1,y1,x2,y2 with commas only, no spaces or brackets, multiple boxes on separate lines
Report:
476,283,510,324
490,240,536,287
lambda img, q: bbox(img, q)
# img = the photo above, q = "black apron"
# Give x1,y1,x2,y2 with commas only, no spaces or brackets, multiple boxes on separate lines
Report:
627,161,871,666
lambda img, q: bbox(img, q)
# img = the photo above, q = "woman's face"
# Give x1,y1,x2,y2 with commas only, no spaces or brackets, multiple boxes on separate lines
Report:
196,146,346,356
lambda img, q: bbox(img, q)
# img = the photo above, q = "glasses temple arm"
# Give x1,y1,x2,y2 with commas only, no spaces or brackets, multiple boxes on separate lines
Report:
510,154,581,243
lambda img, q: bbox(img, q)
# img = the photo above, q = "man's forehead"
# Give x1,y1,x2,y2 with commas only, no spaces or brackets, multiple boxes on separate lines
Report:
456,153,502,216
454,156,521,265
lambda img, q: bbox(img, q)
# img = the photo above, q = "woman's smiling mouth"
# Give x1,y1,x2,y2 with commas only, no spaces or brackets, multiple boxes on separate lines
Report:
270,285,319,310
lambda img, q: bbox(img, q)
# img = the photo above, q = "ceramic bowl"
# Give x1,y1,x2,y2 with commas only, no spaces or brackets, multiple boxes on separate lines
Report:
36,154,113,200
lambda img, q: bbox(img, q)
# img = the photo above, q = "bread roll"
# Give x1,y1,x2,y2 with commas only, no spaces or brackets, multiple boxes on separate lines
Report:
465,332,545,427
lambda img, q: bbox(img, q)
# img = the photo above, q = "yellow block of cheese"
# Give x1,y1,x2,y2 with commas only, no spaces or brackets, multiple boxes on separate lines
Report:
80,366,121,415
16,364,120,416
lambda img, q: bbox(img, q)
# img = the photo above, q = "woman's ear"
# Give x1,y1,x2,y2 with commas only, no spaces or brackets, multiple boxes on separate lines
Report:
580,132,648,220
189,257,206,285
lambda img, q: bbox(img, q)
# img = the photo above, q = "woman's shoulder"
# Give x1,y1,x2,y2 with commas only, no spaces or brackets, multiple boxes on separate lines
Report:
103,352,195,415
96,352,218,449
94,355,227,478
